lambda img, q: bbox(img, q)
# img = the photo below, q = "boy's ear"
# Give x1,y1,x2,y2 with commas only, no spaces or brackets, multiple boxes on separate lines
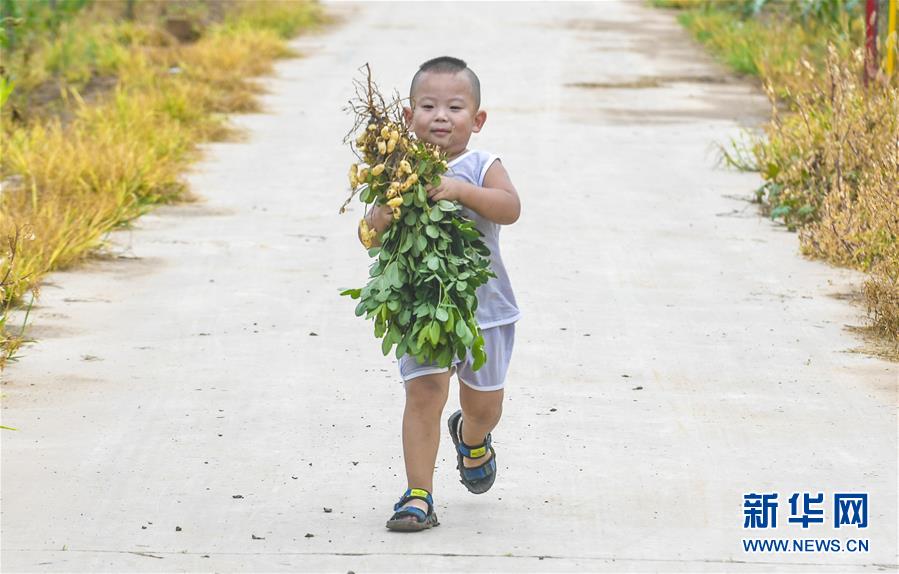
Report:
472,109,487,133
402,106,413,125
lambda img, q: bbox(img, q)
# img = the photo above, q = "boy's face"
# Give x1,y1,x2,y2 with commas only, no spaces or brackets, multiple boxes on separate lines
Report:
403,71,486,159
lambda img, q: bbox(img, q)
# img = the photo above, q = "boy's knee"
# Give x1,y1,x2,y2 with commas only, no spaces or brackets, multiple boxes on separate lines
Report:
464,403,502,425
405,375,449,412
460,388,504,423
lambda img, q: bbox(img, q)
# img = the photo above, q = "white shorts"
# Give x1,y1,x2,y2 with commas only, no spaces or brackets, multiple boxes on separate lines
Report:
398,323,515,391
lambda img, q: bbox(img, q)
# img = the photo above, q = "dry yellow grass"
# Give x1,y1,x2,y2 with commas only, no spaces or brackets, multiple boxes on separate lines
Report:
670,1,898,355
751,49,899,350
0,0,325,368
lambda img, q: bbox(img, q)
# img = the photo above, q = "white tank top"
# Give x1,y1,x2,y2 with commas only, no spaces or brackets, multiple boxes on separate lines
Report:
446,149,521,328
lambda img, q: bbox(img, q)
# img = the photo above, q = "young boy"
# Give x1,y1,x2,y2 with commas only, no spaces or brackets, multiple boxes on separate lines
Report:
358,56,521,532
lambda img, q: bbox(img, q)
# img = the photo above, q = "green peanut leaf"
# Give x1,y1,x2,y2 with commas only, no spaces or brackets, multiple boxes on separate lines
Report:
425,225,439,239
429,208,443,222
399,232,414,253
428,321,440,346
456,340,468,361
340,288,362,299
455,318,470,340
471,344,487,371
435,307,449,322
395,336,409,359
461,228,479,240
436,345,452,367
417,323,430,348
386,262,401,287
437,200,456,212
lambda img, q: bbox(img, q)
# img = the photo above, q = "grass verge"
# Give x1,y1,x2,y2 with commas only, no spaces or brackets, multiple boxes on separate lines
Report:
0,0,326,369
658,0,898,356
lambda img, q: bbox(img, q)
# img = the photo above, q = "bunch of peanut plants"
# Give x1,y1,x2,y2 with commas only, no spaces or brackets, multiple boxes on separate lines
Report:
340,66,494,370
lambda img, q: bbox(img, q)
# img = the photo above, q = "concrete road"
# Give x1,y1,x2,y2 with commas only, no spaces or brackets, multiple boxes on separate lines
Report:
2,2,896,572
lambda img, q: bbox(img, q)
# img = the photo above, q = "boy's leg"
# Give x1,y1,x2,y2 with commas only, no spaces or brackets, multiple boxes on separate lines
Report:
454,324,514,469
458,382,504,468
397,371,451,518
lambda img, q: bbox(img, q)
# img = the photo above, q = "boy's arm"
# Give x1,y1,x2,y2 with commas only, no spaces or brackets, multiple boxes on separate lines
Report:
427,160,521,225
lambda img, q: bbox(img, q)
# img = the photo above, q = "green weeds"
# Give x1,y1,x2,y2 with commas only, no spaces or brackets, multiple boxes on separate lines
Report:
658,0,898,350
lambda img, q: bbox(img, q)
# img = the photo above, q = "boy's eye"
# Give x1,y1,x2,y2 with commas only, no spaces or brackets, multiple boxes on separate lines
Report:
450,106,462,111
422,104,434,110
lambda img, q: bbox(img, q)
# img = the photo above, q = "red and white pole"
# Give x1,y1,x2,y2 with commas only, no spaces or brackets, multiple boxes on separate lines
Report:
865,0,879,84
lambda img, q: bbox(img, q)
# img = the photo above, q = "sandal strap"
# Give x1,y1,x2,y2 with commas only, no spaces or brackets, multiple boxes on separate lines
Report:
457,432,492,459
393,488,433,512
391,506,428,522
461,454,496,480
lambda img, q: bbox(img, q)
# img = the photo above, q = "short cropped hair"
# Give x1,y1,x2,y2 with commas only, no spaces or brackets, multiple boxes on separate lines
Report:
410,56,481,109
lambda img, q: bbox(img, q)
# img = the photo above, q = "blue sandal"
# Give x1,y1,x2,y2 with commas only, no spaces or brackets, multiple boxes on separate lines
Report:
385,488,440,532
447,409,497,494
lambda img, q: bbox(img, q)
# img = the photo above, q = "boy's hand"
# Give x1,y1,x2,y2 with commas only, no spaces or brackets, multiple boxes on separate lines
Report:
359,203,394,248
370,203,394,231
424,161,520,225
427,176,466,203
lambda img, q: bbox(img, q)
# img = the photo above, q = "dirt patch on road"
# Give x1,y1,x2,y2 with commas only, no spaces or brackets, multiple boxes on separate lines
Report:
567,74,737,90
844,325,899,362
594,102,765,126
558,17,673,34
11,321,80,342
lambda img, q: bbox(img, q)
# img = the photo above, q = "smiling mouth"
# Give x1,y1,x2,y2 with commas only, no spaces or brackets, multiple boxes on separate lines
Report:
431,129,451,135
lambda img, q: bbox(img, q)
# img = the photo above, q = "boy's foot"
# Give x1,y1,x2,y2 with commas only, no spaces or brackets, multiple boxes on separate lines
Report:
393,498,430,519
460,444,493,468
447,410,497,494
386,488,440,532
